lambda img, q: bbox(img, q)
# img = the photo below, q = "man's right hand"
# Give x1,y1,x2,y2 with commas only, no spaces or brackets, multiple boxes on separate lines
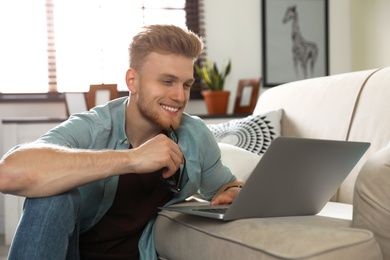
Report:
126,133,184,179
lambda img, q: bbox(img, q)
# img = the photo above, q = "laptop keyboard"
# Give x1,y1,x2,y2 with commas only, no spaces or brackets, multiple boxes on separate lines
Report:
193,208,228,214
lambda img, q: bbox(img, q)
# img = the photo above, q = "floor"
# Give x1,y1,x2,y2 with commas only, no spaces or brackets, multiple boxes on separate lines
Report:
0,234,10,259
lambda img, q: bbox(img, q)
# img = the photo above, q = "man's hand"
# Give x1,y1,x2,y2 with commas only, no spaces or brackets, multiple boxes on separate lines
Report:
129,133,183,179
210,181,244,205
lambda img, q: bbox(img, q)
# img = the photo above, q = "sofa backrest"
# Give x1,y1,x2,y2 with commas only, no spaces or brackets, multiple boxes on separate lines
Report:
253,67,390,203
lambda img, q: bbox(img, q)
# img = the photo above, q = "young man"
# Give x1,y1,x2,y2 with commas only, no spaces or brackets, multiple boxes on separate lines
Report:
0,25,243,259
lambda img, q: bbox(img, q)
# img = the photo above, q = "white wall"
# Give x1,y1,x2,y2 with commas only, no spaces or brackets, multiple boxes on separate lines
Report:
203,0,262,114
328,0,353,74
351,0,390,70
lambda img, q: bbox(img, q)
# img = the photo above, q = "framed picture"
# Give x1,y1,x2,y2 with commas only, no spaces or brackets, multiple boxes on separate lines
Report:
262,0,329,87
233,78,261,114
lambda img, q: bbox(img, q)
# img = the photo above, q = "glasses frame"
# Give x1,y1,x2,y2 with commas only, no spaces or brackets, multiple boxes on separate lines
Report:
161,125,185,194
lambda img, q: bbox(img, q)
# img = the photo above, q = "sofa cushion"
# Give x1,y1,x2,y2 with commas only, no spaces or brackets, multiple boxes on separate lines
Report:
207,110,282,155
218,143,262,182
155,208,382,260
353,144,390,259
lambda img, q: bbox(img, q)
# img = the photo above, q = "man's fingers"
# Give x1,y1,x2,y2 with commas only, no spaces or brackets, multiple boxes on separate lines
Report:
161,149,184,178
132,134,184,176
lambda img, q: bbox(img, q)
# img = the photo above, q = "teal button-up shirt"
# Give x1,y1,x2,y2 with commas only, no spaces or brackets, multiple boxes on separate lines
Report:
36,97,235,259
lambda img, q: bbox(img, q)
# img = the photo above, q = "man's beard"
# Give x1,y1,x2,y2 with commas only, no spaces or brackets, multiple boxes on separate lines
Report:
136,95,182,131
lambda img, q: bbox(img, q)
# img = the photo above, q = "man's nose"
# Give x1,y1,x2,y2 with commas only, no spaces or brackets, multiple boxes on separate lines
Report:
171,85,186,101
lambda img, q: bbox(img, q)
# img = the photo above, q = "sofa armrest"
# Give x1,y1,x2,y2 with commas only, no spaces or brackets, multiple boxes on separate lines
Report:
353,144,390,259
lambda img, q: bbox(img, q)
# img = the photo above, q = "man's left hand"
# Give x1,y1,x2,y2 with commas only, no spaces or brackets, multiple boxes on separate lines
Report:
210,181,244,205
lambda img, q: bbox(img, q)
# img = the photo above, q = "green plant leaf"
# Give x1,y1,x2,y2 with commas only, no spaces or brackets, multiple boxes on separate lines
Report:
194,58,231,91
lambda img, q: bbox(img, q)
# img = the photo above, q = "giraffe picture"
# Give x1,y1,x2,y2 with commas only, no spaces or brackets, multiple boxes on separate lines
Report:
283,5,319,79
262,0,328,87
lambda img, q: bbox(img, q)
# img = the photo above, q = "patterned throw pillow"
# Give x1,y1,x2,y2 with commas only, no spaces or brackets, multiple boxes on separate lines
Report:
207,110,282,155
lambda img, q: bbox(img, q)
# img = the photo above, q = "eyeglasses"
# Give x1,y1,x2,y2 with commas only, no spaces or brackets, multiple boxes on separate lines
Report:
161,125,185,194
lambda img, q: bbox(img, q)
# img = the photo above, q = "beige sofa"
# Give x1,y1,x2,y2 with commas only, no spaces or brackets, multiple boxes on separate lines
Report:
155,67,390,259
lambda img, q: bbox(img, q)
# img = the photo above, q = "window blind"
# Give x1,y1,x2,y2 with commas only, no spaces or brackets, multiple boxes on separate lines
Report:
0,0,205,94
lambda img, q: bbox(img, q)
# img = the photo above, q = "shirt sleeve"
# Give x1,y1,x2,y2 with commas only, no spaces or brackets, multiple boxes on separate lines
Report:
197,130,236,200
179,116,236,201
38,110,110,149
39,98,129,151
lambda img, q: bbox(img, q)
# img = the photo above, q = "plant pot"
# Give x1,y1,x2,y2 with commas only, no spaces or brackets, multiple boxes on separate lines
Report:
201,90,230,115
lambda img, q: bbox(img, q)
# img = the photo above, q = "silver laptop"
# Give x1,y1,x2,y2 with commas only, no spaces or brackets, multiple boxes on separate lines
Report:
160,137,370,221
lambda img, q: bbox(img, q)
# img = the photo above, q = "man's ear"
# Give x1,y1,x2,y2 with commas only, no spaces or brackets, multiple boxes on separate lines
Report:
125,68,138,93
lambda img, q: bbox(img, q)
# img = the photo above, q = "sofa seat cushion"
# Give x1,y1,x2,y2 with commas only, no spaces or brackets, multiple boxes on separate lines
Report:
155,207,382,260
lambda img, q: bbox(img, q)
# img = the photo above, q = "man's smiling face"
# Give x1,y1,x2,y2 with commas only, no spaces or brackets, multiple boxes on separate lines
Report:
133,52,195,130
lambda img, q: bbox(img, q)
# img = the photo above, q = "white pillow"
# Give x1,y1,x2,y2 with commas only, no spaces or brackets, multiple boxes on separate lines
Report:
218,143,262,182
208,110,282,155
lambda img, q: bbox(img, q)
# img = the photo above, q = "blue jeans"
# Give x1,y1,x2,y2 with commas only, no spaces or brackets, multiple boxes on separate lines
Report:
8,189,81,260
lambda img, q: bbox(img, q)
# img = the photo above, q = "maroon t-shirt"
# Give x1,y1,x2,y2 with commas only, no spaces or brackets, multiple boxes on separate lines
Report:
79,170,175,259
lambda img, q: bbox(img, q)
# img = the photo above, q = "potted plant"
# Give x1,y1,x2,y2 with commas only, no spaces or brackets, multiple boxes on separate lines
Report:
195,59,231,114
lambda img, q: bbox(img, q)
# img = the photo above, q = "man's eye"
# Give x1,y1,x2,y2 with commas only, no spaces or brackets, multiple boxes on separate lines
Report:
163,80,173,85
184,83,192,89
